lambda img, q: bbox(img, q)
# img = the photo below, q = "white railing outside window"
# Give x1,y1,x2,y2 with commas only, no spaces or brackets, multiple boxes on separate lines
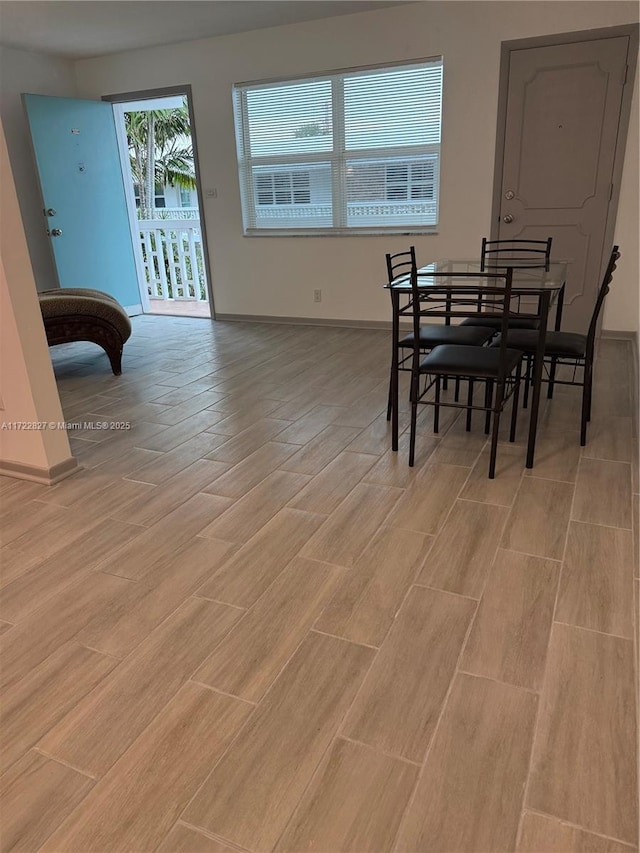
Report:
253,200,438,230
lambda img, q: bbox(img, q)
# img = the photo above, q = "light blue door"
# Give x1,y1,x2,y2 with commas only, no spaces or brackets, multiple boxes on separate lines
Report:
23,94,140,308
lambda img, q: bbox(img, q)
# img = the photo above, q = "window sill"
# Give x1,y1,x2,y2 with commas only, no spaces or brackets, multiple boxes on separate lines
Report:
242,228,440,238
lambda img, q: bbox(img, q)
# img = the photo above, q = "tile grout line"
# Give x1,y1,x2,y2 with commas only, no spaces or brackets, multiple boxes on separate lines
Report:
522,806,638,849
174,819,253,852
189,592,247,611
552,620,634,643
336,733,423,768
498,546,563,564
410,582,480,603
310,627,380,650
31,747,98,781
187,679,258,706
455,668,540,696
72,641,124,662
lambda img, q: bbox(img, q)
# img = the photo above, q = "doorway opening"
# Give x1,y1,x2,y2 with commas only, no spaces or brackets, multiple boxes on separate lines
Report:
111,89,212,318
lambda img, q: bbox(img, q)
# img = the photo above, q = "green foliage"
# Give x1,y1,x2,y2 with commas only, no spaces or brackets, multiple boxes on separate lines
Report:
126,98,196,211
293,121,330,138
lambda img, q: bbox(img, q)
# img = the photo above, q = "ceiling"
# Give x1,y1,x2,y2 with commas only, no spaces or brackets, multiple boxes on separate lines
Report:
0,1,405,61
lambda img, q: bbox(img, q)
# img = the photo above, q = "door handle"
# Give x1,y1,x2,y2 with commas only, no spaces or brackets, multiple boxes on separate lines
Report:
502,214,514,224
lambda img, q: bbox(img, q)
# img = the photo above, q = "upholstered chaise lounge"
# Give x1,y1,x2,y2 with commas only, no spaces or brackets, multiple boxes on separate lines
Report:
38,288,132,375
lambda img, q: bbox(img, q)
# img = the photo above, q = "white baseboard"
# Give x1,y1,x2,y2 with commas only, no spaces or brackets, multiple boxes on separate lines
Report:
0,455,80,485
216,313,394,330
601,329,638,340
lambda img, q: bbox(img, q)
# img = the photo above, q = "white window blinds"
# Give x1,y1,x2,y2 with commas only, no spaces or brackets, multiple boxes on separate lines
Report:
233,58,443,234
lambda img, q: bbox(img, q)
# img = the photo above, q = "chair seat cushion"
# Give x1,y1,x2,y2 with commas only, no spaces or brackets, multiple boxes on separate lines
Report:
461,315,540,330
39,287,122,306
491,329,587,358
400,324,493,348
39,291,132,342
420,344,523,378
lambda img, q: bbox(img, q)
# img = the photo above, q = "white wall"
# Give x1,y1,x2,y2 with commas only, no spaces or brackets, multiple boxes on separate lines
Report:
609,67,639,334
0,120,76,482
67,2,639,331
0,46,77,292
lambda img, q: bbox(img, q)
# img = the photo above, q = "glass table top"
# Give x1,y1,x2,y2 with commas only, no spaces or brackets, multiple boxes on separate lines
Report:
386,260,568,292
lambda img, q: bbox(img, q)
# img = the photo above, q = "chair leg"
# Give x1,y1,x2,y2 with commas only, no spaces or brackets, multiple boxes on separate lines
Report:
510,362,522,442
484,380,493,435
434,376,441,434
104,344,123,376
454,377,461,402
386,370,393,421
466,379,474,431
547,356,557,399
585,363,594,422
409,373,419,467
523,356,531,409
443,376,448,391
580,366,592,447
409,402,418,466
488,382,505,479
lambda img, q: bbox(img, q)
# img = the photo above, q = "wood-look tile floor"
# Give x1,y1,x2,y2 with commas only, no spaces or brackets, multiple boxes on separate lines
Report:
1,316,637,853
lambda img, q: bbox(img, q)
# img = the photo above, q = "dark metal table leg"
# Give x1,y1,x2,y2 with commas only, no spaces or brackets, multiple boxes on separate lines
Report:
391,289,400,451
526,291,550,469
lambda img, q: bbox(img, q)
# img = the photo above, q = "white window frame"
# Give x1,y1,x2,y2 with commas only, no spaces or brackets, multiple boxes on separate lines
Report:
233,57,443,236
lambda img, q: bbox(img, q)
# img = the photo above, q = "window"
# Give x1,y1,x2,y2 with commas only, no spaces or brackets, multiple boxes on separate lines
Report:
133,183,166,209
255,171,311,205
179,188,193,208
233,58,443,234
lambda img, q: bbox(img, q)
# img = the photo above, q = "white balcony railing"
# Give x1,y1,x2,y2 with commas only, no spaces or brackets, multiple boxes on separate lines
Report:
139,218,208,302
137,207,200,221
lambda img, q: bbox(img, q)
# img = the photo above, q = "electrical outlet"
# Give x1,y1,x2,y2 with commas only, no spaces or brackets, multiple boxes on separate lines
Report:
313,289,322,303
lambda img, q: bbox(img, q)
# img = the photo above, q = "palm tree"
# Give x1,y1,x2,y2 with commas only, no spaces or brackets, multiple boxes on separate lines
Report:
125,100,196,215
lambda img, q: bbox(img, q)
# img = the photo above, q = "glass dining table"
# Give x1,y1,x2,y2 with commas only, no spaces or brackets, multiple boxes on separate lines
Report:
385,259,569,469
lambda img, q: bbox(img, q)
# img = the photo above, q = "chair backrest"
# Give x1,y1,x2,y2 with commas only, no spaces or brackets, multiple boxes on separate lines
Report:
481,237,552,271
586,245,621,354
386,246,417,285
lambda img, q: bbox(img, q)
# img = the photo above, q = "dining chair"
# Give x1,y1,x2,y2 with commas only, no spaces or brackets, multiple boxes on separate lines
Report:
408,266,524,478
385,247,494,421
460,236,553,332
480,236,553,271
490,245,620,446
